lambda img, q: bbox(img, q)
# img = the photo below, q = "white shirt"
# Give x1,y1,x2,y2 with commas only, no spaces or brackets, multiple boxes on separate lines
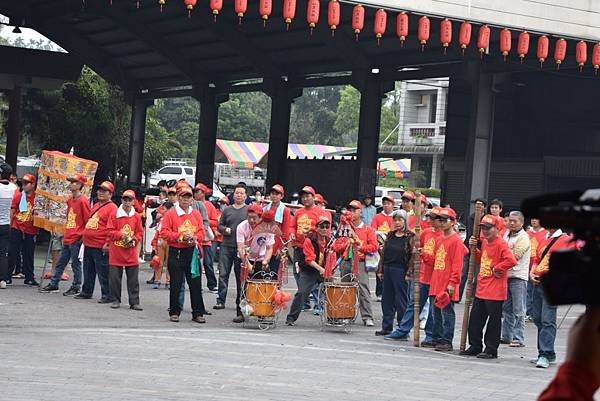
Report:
0,181,18,226
503,228,531,281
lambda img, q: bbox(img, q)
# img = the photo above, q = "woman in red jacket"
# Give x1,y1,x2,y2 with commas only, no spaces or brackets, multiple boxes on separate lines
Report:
106,190,144,311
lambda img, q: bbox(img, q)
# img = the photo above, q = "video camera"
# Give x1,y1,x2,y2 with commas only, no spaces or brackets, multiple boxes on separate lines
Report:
522,189,600,306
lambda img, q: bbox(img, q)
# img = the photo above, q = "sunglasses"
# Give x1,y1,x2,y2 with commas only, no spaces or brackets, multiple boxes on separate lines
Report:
434,216,453,222
317,223,330,229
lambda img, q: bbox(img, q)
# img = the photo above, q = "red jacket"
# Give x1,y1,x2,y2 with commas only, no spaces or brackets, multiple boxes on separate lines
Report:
538,361,600,401
83,201,118,248
107,207,143,267
429,232,468,301
408,214,431,231
371,212,394,233
419,227,442,285
332,222,378,261
292,206,330,248
475,237,517,301
532,232,574,277
63,194,91,245
528,228,548,268
160,205,205,248
10,191,37,235
268,204,293,255
303,235,327,266
201,200,219,247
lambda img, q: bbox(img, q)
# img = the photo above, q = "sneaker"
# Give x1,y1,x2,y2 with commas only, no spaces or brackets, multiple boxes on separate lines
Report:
0,280,6,289
170,315,180,322
74,293,92,299
97,298,112,304
286,320,295,326
63,287,80,296
420,341,437,348
213,303,225,310
376,296,382,302
130,304,143,311
499,338,511,345
146,277,156,284
530,357,540,364
24,279,39,286
509,341,525,348
375,330,391,336
110,302,120,309
60,273,70,281
364,318,375,327
12,272,25,279
459,347,481,356
232,315,244,323
536,356,550,368
152,282,160,289
477,352,497,359
435,343,454,352
385,331,409,341
208,288,218,294
192,316,206,323
40,283,59,293
302,305,313,312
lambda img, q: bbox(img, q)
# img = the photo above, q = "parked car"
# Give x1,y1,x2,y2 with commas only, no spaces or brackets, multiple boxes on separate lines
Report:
374,186,404,207
149,165,195,186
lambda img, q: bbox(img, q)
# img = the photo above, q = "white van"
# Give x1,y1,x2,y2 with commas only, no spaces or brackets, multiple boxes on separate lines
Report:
374,186,404,207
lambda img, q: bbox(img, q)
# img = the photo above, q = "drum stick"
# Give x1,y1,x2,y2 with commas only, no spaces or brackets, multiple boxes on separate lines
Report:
459,205,483,352
260,200,336,214
413,192,422,347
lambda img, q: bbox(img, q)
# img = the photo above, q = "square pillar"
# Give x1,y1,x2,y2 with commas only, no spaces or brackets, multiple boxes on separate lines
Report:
127,98,153,187
195,88,228,187
5,87,23,171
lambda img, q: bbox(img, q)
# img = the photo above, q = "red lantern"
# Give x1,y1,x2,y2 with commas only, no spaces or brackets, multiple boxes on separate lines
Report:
592,43,600,75
576,40,587,71
396,12,408,47
307,0,320,35
158,0,166,12
517,31,530,62
235,0,247,24
352,5,365,42
210,0,222,21
537,35,549,67
477,24,490,55
374,9,387,46
554,38,567,70
440,18,452,54
184,0,196,18
283,0,296,30
418,16,430,51
328,0,340,36
259,0,272,26
499,28,511,60
458,21,471,55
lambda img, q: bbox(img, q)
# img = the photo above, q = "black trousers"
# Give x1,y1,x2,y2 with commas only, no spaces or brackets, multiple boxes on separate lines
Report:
109,266,140,306
286,269,322,323
0,225,9,282
468,297,503,355
168,247,206,318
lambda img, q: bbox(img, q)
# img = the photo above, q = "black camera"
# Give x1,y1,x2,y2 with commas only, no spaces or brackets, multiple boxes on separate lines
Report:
521,189,600,306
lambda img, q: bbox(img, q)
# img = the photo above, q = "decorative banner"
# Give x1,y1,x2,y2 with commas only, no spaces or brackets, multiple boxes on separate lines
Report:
33,150,97,233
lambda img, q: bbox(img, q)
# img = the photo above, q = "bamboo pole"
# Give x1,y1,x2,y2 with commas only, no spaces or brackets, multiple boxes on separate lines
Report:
413,191,422,347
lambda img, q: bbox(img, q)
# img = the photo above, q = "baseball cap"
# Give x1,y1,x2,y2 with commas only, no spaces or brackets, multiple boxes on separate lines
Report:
348,200,362,210
381,195,396,204
247,203,263,215
270,184,285,196
437,207,457,220
315,194,328,205
121,189,136,199
67,173,87,186
428,206,442,217
300,186,316,196
480,214,499,229
317,214,331,225
98,181,114,193
177,185,193,196
194,183,210,193
22,173,36,185
401,190,415,201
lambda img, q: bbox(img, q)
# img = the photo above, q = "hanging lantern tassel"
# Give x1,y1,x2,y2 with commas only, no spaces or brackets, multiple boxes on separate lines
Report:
592,43,600,75
259,0,272,27
210,0,222,22
396,12,408,48
307,0,320,36
517,31,530,63
159,0,166,12
477,24,490,59
418,16,430,52
235,0,247,24
440,18,452,55
374,9,387,46
537,35,549,68
554,38,567,70
184,0,197,18
459,21,472,56
576,40,587,72
136,0,140,9
352,4,364,42
283,0,297,31
328,0,340,37
500,28,511,61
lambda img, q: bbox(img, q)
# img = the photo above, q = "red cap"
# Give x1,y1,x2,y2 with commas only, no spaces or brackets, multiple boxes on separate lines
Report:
247,203,263,216
270,184,285,196
420,194,428,206
167,186,177,194
381,195,396,204
300,186,316,196
317,214,331,224
429,206,443,217
348,200,362,210
98,181,114,193
262,208,275,223
401,190,415,201
437,207,457,220
194,183,210,194
219,196,229,205
315,194,328,205
67,173,87,186
434,292,451,309
22,173,36,185
177,185,193,196
480,214,500,229
121,189,136,199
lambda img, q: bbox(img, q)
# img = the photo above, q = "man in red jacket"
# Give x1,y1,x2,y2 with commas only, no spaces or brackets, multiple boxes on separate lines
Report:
263,184,292,277
429,207,468,351
463,214,517,359
75,181,117,302
106,190,143,311
41,174,91,295
194,182,218,293
332,200,378,326
9,173,38,286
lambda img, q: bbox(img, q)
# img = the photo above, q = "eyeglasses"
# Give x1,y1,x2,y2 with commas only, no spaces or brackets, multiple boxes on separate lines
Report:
180,194,193,199
480,225,493,231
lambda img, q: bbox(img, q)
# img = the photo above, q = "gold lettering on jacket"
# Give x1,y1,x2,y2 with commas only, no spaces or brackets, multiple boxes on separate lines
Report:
479,250,492,278
434,245,446,270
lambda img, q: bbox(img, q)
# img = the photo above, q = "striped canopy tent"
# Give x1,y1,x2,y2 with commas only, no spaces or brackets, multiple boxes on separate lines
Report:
215,139,352,168
377,159,412,179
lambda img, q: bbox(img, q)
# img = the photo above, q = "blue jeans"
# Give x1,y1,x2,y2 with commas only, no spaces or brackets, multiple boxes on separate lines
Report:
50,241,82,288
526,280,535,316
531,283,557,360
202,245,217,290
431,296,455,345
381,264,409,332
81,247,111,299
217,245,241,311
501,278,527,344
393,283,433,341
8,228,35,281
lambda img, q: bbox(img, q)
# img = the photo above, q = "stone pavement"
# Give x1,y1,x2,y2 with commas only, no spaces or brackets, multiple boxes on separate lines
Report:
0,253,582,401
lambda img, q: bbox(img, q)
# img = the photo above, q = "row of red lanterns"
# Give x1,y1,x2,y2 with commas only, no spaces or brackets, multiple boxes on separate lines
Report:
110,0,600,73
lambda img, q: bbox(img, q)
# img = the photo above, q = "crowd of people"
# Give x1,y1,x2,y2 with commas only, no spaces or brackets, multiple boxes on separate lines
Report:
1,161,599,399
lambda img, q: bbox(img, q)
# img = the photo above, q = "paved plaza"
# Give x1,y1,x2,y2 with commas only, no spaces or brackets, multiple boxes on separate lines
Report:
0,252,580,401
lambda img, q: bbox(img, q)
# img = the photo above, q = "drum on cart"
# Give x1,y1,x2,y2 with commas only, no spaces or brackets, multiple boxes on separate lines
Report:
320,276,358,332
241,275,281,330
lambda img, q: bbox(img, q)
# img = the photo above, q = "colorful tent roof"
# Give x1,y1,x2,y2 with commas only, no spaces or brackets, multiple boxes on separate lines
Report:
377,158,412,179
215,139,352,169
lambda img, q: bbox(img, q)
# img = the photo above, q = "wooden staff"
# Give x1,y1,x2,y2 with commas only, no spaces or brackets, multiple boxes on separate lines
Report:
413,191,422,347
459,204,484,352
259,200,336,214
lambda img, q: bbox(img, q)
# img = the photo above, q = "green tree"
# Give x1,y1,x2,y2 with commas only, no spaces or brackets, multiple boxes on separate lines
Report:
217,92,271,141
290,87,341,145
